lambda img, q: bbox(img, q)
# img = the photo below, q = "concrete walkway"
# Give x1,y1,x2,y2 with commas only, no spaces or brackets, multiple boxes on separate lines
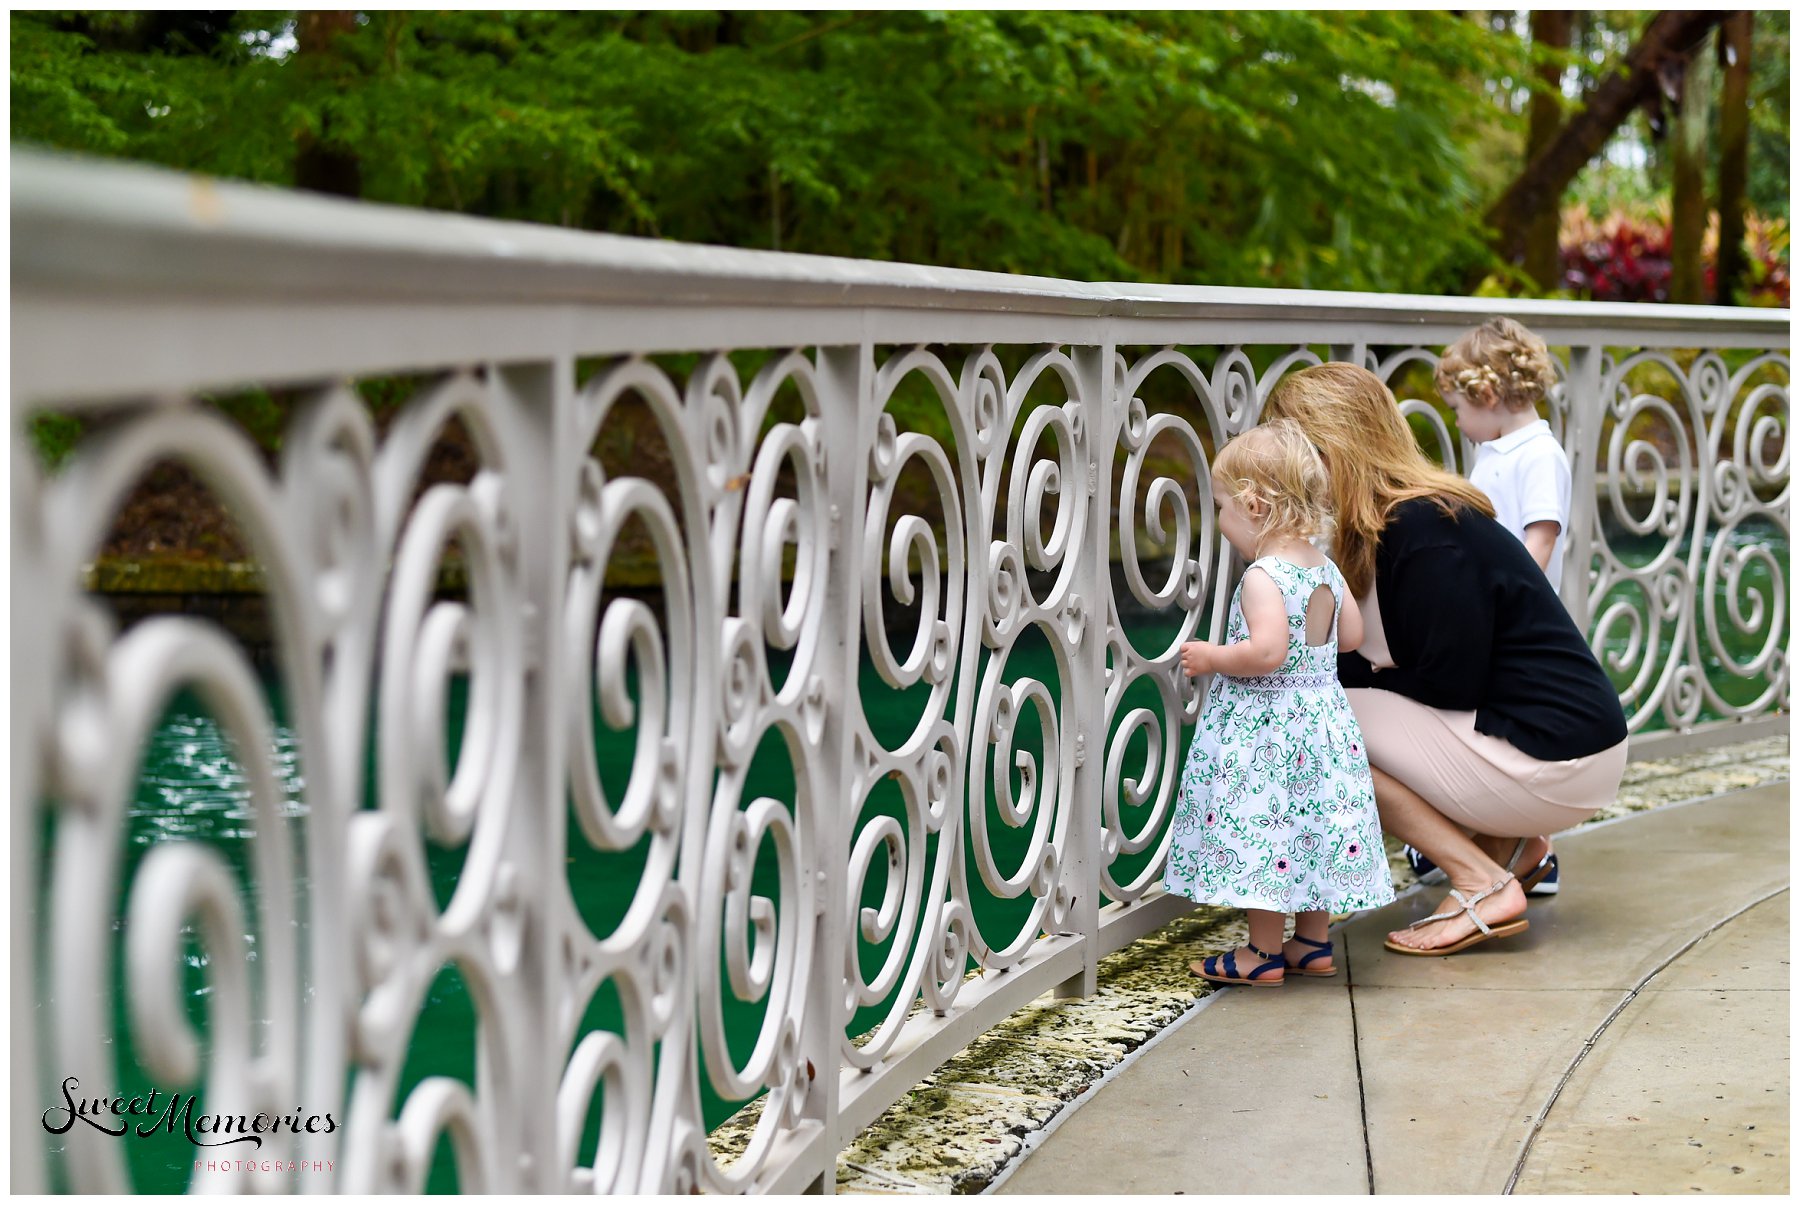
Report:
996,784,1789,1195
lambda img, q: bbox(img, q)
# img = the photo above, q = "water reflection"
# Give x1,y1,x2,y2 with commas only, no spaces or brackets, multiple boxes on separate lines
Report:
132,714,307,844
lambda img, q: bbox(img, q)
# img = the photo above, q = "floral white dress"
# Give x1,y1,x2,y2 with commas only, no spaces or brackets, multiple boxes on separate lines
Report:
1162,556,1394,914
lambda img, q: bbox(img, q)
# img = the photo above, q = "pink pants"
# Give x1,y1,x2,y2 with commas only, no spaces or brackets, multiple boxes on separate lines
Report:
1344,689,1628,839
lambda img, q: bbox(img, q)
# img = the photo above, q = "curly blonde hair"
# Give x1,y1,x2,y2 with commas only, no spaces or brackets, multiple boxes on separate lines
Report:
1212,418,1331,551
1261,363,1495,598
1434,316,1558,413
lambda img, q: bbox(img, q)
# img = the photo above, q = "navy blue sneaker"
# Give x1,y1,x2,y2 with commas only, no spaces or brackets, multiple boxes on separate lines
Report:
1404,845,1447,886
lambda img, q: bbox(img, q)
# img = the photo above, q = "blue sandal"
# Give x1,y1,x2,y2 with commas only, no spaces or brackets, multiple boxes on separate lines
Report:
1191,941,1286,987
1284,934,1338,978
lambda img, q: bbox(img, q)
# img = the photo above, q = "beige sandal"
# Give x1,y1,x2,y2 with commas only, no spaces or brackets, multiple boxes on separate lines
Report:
1383,875,1528,957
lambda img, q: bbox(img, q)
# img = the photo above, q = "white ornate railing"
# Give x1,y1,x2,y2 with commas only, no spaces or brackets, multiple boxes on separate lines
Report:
12,151,1788,1194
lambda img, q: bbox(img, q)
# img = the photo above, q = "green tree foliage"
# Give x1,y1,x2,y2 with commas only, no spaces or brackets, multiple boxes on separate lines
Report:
1747,9,1789,219
14,10,1524,293
11,10,1789,296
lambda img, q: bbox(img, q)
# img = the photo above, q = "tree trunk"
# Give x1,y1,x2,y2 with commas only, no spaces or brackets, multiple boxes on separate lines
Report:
1523,11,1573,290
1713,12,1752,303
1669,30,1714,304
770,163,782,252
1483,10,1730,270
294,12,363,199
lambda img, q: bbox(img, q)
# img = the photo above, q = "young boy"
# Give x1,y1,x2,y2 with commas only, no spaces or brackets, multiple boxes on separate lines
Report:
1436,317,1572,591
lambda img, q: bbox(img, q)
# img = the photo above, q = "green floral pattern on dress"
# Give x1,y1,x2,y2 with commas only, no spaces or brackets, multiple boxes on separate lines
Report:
1162,556,1395,913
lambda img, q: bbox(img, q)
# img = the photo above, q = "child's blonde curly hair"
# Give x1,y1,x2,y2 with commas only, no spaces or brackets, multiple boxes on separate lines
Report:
1212,418,1331,550
1434,316,1558,413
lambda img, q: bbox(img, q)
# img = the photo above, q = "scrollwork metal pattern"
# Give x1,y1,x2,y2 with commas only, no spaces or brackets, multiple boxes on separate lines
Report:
15,205,1786,1196
1587,351,1790,733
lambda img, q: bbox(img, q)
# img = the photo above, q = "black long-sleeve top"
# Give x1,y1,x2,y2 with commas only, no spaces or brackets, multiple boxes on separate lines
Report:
1338,497,1628,762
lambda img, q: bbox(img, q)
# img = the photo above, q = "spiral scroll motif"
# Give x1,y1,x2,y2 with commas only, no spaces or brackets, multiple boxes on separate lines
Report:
31,406,324,1192
843,347,975,1068
341,369,534,1193
555,358,707,1193
1585,352,1791,732
957,348,1088,968
693,352,825,1191
1098,348,1234,904
1585,354,1704,730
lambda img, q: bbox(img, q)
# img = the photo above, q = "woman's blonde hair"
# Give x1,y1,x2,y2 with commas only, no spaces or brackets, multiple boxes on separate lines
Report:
1261,363,1494,598
1434,316,1558,413
1211,418,1330,550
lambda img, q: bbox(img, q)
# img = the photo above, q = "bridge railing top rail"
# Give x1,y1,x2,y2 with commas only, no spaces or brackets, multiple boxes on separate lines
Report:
14,148,1790,354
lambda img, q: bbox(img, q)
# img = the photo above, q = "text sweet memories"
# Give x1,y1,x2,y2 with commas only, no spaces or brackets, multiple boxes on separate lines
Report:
43,1078,337,1150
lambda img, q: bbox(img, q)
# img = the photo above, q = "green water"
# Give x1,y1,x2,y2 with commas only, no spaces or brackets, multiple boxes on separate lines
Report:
40,514,1785,1190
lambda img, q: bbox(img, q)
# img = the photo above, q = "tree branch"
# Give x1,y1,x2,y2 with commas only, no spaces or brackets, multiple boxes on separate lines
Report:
1483,10,1733,267
756,13,875,58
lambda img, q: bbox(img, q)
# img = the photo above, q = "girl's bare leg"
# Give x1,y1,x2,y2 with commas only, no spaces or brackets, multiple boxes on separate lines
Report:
1285,908,1334,972
1292,909,1331,942
1369,766,1526,951
1246,908,1286,955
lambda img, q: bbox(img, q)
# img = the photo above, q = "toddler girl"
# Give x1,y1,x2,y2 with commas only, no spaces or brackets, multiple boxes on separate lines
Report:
1162,419,1394,987
1435,317,1570,586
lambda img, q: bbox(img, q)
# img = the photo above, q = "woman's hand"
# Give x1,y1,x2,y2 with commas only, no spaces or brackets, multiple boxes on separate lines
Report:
1179,640,1218,677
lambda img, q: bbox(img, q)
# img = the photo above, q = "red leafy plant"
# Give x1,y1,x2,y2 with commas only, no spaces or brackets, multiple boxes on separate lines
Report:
1560,204,1789,307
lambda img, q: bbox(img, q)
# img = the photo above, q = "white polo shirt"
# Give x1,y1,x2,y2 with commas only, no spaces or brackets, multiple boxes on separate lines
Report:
1469,418,1571,588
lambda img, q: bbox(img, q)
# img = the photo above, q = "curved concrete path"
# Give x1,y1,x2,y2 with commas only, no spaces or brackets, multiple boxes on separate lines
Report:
995,784,1789,1195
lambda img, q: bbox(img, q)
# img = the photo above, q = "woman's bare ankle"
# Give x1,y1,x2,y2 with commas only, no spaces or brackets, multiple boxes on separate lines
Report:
1443,874,1525,919
1475,832,1549,872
